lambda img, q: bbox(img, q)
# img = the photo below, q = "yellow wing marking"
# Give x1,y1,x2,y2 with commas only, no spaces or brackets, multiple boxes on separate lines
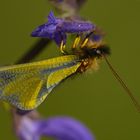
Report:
47,63,81,89
23,80,44,109
0,55,78,71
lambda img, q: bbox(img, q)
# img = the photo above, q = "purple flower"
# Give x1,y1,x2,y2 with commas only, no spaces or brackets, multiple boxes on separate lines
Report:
18,116,95,140
31,11,95,46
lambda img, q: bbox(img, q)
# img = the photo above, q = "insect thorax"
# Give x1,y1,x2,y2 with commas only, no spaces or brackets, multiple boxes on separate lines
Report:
75,44,110,73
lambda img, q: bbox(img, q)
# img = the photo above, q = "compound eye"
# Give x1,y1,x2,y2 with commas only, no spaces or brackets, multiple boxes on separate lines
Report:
96,49,101,55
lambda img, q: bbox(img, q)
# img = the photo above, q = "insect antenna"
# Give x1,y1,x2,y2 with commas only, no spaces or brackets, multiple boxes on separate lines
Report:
103,54,140,112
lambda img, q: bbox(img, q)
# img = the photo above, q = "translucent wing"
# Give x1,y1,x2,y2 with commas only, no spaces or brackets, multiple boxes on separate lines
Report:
0,55,81,110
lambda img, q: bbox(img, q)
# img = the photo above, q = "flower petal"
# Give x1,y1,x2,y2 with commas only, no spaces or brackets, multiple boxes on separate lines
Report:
35,116,95,140
48,11,57,23
54,30,67,45
18,116,95,140
62,20,95,33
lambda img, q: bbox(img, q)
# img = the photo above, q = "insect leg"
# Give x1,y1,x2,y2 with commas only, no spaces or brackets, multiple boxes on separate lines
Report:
60,40,67,54
81,31,94,48
72,34,81,49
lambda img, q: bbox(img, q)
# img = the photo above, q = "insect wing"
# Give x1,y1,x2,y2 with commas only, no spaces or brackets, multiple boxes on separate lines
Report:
0,55,81,110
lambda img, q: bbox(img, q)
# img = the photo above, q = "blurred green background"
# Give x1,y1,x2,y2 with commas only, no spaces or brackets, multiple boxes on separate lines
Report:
0,0,140,140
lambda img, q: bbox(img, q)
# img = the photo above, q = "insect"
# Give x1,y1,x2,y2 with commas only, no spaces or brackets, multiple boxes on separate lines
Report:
0,32,140,112
0,32,107,111
31,11,95,46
